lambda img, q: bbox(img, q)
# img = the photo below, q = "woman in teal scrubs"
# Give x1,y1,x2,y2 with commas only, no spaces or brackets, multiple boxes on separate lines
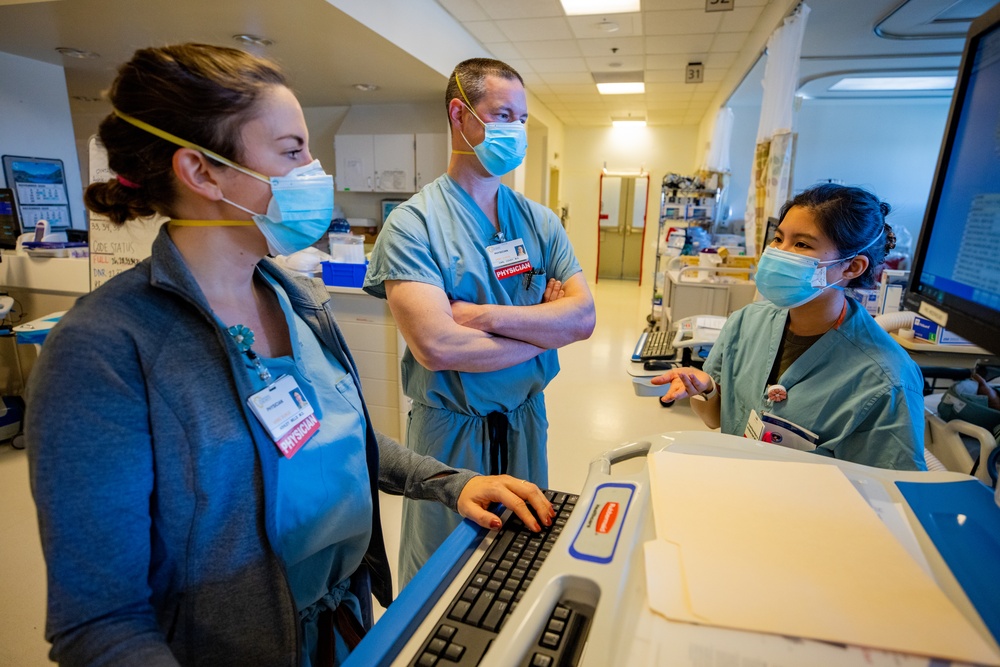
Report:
653,184,926,471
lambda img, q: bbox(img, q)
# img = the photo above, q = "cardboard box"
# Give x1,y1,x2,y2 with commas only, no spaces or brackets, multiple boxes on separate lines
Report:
912,316,974,345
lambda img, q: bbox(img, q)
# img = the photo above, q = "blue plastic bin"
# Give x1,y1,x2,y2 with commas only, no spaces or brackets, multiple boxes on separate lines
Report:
321,261,367,288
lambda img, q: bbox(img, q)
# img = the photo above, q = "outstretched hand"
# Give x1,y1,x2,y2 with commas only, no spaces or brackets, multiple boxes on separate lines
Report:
457,475,555,532
972,372,1000,411
650,367,713,402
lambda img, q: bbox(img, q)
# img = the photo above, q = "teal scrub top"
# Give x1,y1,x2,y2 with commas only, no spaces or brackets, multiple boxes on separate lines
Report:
364,174,583,415
703,298,926,471
243,275,372,666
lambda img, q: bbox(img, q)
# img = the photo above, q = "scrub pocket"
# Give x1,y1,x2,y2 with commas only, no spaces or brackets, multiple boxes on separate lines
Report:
511,270,546,306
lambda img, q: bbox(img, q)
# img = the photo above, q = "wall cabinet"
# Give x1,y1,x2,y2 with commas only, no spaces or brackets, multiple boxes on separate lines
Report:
335,133,447,193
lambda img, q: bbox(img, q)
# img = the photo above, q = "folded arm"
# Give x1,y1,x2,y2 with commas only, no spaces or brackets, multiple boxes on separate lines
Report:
449,272,595,349
385,280,547,373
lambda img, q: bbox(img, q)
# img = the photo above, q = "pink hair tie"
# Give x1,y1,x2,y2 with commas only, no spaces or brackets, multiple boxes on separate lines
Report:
116,174,141,189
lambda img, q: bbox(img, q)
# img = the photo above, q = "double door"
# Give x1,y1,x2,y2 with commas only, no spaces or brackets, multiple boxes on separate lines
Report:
597,173,649,281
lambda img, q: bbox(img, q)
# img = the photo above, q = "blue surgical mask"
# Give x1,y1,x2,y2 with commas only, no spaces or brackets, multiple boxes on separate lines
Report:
221,159,334,256
755,247,848,308
459,105,528,177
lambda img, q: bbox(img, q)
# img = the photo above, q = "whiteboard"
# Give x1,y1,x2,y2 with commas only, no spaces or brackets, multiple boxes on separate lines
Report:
88,136,165,291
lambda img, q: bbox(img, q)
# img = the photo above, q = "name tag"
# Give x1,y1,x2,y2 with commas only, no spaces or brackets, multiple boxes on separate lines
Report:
744,409,764,440
247,374,319,458
486,238,532,280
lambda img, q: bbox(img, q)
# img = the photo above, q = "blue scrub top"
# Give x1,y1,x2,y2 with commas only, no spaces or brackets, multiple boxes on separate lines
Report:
244,275,373,613
364,174,583,415
703,298,926,471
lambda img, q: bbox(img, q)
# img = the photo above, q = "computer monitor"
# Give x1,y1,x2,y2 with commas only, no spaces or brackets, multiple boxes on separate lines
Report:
904,2,1000,355
1,155,73,232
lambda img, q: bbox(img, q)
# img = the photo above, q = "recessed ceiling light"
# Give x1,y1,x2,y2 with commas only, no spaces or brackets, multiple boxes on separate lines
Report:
612,117,646,127
593,70,644,95
829,76,956,91
233,34,274,47
353,83,379,92
596,19,620,32
560,0,640,16
608,61,623,68
55,47,99,59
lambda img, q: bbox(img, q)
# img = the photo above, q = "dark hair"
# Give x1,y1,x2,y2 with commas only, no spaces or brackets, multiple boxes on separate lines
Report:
84,43,287,225
778,183,897,288
445,58,524,116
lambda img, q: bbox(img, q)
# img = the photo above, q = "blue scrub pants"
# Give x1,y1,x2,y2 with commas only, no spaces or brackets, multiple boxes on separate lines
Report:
398,392,549,588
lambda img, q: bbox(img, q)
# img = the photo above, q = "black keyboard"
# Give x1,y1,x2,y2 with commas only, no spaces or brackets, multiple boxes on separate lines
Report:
409,490,581,667
638,329,676,360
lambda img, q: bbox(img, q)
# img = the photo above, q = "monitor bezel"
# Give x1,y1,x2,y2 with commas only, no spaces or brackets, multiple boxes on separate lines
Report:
1,154,73,232
903,2,1000,354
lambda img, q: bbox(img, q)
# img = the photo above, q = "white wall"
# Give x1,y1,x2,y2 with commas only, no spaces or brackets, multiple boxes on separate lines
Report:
792,98,950,246
562,125,700,285
0,51,86,231
726,97,950,250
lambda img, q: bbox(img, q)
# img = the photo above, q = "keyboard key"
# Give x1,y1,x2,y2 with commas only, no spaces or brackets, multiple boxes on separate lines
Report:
552,605,570,621
417,652,436,667
541,632,561,649
498,588,514,602
466,590,495,626
482,600,509,632
478,561,496,576
461,587,479,602
427,638,447,654
435,625,456,641
472,574,488,588
443,644,465,662
532,654,553,667
485,580,501,593
448,600,471,622
553,492,567,505
547,619,565,634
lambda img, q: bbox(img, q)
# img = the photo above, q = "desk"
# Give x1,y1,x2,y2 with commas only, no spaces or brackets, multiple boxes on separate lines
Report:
890,332,992,370
349,431,999,667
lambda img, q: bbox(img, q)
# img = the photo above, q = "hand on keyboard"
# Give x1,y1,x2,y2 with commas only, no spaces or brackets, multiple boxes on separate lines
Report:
458,475,555,532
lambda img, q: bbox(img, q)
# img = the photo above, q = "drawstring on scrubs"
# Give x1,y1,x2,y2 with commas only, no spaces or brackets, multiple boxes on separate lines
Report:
486,412,509,475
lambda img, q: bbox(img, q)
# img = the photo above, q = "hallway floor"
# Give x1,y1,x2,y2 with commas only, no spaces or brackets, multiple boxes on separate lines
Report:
0,278,709,665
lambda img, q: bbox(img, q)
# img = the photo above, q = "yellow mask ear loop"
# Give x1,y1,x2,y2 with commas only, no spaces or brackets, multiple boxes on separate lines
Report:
452,73,483,156
112,109,270,183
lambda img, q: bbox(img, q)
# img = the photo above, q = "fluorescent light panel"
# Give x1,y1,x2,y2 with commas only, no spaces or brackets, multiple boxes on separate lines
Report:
560,0,640,15
598,82,645,94
829,76,957,91
612,118,647,127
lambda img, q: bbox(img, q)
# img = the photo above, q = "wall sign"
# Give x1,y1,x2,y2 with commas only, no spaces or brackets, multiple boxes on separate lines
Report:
686,62,705,84
706,0,734,11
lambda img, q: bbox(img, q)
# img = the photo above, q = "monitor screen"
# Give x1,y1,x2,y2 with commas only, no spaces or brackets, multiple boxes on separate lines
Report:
1,155,73,231
905,4,1000,354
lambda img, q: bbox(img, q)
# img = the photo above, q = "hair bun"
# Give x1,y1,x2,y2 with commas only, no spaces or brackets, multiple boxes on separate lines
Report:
884,223,897,253
878,201,891,218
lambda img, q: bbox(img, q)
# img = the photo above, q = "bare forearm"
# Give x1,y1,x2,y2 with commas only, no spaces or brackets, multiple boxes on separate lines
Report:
690,390,721,429
418,327,546,372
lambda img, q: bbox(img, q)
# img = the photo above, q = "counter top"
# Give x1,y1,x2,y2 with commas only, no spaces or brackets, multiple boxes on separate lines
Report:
0,251,90,295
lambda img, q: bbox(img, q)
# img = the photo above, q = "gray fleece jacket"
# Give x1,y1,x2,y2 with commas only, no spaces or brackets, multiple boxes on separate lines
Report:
26,227,474,666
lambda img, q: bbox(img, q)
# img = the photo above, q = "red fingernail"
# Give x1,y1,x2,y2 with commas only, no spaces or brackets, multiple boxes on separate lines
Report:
491,519,502,529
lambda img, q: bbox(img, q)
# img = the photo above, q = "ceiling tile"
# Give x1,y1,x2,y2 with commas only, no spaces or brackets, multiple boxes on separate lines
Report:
710,31,751,52
647,82,698,96
719,5,767,33
514,39,583,59
556,93,603,104
645,69,692,84
530,57,590,73
648,110,689,123
463,20,508,43
484,41,523,61
646,53,698,71
538,71,596,85
645,33,716,55
546,83,603,95
521,71,548,85
436,0,490,22
706,51,738,68
475,0,565,20
644,9,723,36
642,0,704,9
585,54,645,71
503,59,537,76
566,13,643,39
576,36,645,57
496,17,574,41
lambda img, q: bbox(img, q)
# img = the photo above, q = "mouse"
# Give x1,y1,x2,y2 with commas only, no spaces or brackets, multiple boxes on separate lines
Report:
643,359,673,371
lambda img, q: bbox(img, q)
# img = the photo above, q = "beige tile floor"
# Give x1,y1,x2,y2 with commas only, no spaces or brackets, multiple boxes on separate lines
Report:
0,278,708,665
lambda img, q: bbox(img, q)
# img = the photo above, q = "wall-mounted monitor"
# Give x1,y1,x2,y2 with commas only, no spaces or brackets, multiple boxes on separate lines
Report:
1,155,73,232
904,2,1000,355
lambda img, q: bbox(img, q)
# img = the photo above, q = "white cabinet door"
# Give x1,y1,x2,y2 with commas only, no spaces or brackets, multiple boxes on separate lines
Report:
334,135,374,192
415,133,448,190
373,134,414,193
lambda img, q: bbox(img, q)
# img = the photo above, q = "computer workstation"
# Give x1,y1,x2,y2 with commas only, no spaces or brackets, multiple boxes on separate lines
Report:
349,6,1000,665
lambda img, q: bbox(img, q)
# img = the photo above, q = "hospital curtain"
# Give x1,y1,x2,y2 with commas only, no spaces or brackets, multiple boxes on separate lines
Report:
744,3,811,256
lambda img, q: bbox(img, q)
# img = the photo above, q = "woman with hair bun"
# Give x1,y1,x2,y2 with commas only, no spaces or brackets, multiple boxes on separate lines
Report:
653,183,926,471
26,43,553,667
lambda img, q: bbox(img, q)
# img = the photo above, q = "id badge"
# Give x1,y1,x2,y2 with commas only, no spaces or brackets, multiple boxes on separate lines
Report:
744,409,764,440
247,374,320,458
486,238,532,280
